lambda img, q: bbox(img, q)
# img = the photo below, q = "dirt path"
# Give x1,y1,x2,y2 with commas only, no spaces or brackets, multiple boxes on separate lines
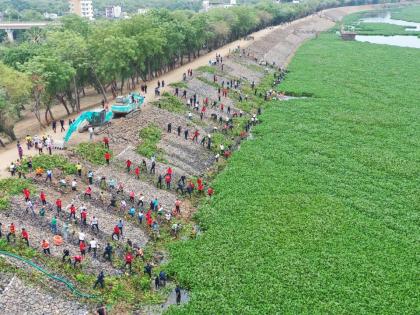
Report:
0,4,384,178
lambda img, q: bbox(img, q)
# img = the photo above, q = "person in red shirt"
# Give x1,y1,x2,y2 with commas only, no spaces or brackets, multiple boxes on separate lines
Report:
129,191,135,203
192,130,199,143
197,183,204,193
220,103,224,111
112,225,120,241
103,136,109,149
21,228,29,246
126,160,132,173
73,255,82,268
56,198,62,216
104,152,111,165
40,191,47,205
135,166,140,179
166,167,173,177
7,223,16,243
79,241,86,257
124,252,133,272
165,174,171,189
197,178,202,187
41,239,50,255
23,188,30,202
207,187,214,197
84,186,92,199
69,204,76,220
81,209,88,225
146,210,153,227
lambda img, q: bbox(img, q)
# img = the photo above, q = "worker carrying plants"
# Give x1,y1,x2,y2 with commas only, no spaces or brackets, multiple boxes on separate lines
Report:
21,228,29,246
94,271,105,289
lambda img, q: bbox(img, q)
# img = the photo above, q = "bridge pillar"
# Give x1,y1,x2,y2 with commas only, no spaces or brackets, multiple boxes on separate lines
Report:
5,29,14,42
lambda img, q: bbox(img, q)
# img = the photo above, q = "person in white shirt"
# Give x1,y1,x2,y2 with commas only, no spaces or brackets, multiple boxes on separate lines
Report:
26,200,35,216
71,179,77,191
90,216,99,232
88,126,94,140
89,238,98,258
78,231,85,244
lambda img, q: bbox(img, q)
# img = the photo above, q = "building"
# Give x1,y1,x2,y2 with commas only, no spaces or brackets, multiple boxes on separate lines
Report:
202,0,237,12
69,0,94,20
105,6,122,19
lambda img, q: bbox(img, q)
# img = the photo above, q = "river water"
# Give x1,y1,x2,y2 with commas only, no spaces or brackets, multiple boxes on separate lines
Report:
355,35,420,49
355,12,420,48
361,12,420,31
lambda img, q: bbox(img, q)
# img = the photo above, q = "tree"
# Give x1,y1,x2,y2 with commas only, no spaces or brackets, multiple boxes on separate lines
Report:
20,55,75,124
0,62,32,143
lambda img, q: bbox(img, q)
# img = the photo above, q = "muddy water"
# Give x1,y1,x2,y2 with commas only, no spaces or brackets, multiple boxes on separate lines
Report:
361,12,420,31
355,35,420,49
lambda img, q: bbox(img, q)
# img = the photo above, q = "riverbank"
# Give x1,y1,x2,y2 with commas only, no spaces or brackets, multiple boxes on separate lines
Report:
166,30,420,315
0,3,384,178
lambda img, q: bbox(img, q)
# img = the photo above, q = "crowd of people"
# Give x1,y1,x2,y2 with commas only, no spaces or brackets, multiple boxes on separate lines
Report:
1,49,283,312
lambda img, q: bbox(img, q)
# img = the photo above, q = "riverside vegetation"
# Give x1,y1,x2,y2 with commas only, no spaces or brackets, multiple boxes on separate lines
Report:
166,33,420,314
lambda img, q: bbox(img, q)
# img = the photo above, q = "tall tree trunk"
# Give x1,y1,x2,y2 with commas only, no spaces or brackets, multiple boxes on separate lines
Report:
73,75,80,112
33,91,44,128
91,67,107,102
120,77,125,94
56,94,71,115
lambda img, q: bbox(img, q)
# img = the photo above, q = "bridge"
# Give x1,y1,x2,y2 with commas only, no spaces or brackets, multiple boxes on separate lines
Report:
0,21,58,42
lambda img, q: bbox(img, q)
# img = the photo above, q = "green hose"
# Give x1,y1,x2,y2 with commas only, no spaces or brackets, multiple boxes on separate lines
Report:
0,250,96,299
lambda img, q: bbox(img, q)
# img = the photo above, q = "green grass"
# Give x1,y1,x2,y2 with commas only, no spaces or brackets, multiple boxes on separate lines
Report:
137,124,163,159
153,92,186,114
75,142,112,166
196,65,217,74
196,76,220,89
355,22,419,36
24,155,77,174
0,178,33,210
392,5,420,23
169,81,188,89
166,34,420,314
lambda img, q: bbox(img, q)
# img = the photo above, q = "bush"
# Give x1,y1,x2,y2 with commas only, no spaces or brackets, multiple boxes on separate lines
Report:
153,92,186,114
137,124,163,159
24,155,77,174
75,142,112,166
